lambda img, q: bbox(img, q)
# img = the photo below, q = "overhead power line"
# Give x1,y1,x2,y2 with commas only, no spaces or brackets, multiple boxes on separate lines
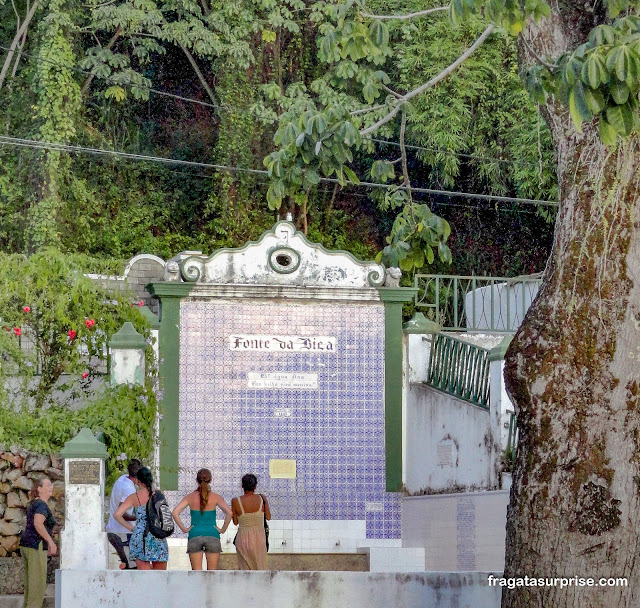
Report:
0,135,265,175
1,44,556,173
368,137,530,167
0,134,559,206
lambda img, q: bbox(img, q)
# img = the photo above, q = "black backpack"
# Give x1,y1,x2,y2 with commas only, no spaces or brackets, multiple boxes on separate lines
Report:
144,491,174,539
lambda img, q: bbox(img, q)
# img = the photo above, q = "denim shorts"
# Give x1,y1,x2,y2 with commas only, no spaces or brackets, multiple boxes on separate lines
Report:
187,536,222,554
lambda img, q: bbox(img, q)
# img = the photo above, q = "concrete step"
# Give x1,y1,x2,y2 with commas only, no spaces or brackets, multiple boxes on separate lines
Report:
167,552,369,571
0,584,54,608
217,552,369,571
0,596,55,608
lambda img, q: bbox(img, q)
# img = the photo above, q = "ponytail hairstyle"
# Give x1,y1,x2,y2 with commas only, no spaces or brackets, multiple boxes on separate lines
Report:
196,468,212,514
136,466,154,498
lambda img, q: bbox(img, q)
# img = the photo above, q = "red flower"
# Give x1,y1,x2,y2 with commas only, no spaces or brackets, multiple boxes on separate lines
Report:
68,330,77,341
139,300,144,307
13,327,21,336
85,319,95,329
23,306,30,313
82,372,89,379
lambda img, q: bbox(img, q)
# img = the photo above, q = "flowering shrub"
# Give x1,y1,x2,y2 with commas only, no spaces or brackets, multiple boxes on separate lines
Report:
0,249,149,409
0,250,158,481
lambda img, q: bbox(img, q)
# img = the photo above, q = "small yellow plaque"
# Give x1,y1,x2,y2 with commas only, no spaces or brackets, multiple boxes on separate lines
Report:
269,459,297,479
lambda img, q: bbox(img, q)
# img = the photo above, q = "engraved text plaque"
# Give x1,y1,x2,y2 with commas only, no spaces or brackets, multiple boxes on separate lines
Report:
68,460,100,484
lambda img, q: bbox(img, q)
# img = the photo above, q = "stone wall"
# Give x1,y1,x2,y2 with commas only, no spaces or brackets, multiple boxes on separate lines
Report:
86,254,165,315
0,555,58,594
0,447,64,557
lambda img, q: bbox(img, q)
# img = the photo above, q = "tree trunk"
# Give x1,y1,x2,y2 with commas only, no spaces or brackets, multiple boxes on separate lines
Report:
503,8,640,607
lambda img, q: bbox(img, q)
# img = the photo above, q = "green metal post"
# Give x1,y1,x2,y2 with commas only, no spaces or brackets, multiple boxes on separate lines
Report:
378,287,416,492
146,282,193,490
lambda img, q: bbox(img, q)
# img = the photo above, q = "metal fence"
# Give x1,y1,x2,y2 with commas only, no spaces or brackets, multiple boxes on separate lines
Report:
426,332,490,409
414,274,542,332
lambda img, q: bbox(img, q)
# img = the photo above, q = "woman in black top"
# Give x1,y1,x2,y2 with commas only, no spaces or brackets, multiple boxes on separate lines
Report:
19,477,57,608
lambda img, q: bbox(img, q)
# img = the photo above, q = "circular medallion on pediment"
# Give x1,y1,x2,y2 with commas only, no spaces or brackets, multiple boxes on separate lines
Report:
268,246,301,274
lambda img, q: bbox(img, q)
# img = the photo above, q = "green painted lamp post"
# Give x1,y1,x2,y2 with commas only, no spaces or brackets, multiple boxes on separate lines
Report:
109,321,147,387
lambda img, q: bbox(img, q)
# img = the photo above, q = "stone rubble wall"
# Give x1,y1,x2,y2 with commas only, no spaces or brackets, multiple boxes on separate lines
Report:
0,446,65,557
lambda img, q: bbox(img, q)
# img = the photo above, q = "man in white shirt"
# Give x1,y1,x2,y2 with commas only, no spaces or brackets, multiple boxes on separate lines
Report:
106,459,141,569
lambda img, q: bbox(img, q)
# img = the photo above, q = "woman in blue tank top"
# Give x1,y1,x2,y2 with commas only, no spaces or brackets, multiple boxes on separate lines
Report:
172,468,232,570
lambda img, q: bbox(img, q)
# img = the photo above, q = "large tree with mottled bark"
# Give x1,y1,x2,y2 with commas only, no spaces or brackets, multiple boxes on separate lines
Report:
503,3,640,607
264,1,640,606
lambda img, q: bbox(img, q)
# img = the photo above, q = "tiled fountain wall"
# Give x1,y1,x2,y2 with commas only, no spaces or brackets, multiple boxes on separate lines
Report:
171,298,400,547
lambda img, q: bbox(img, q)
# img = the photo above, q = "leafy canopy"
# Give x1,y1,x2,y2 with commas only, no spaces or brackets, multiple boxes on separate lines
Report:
449,0,640,143
264,0,640,270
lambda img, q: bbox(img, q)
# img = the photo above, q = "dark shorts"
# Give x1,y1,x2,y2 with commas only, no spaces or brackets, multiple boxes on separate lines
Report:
107,532,136,569
187,536,222,554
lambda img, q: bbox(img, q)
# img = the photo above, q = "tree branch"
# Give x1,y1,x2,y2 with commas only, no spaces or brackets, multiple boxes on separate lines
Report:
381,83,402,99
179,43,219,107
360,24,494,136
351,103,386,116
399,109,410,190
7,0,24,79
360,6,448,20
11,0,21,28
0,0,38,92
198,0,211,17
520,33,559,70
81,25,122,96
10,31,27,79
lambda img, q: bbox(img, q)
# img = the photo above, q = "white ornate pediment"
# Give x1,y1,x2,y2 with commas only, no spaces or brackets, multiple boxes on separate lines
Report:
181,221,385,288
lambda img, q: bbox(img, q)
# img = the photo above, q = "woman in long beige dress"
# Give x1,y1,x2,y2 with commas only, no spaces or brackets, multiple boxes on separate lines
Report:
231,473,271,570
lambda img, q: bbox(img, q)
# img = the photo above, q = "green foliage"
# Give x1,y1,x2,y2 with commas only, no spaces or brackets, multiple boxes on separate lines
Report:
537,13,640,140
27,0,82,249
0,249,149,409
387,4,556,200
0,251,157,486
0,0,558,278
0,384,157,487
265,103,361,208
501,445,515,472
262,0,556,272
378,203,452,270
454,0,640,144
82,0,307,103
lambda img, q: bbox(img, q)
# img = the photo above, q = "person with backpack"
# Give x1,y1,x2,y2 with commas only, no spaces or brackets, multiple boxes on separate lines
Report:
113,467,170,570
171,468,232,570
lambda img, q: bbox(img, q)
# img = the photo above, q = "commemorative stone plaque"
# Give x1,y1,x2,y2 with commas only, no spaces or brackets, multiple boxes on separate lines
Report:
437,439,455,467
68,460,101,484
